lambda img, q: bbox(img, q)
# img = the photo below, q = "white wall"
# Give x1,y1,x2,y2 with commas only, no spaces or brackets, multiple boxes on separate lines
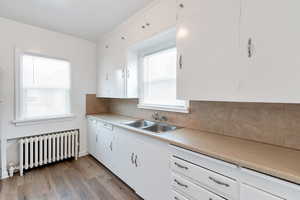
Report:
0,17,96,178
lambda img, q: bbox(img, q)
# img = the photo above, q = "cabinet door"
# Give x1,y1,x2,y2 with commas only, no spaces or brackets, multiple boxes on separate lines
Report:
125,51,138,98
110,33,126,98
241,184,282,200
97,124,116,171
112,128,139,189
133,136,170,200
96,39,114,97
238,0,300,103
87,119,97,157
125,15,148,46
97,34,126,98
144,0,176,37
176,0,241,101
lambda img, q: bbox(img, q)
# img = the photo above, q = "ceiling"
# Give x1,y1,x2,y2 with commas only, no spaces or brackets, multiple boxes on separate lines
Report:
0,0,154,41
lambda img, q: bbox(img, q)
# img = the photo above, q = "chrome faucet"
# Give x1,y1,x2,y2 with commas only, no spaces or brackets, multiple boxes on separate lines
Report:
152,112,168,122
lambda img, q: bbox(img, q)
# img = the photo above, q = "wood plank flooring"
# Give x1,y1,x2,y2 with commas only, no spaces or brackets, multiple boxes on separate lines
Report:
0,156,143,200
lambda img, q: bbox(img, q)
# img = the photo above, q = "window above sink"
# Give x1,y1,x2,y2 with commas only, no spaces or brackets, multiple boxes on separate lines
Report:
132,28,189,113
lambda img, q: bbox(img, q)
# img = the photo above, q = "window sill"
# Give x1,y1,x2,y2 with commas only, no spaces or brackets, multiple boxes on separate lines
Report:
12,114,76,126
137,104,190,113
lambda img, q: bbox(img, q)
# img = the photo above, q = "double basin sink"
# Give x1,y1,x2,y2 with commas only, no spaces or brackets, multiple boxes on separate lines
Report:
123,119,179,133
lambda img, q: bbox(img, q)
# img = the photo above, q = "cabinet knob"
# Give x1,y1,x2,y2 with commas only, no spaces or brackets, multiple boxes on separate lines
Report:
179,3,184,8
146,22,150,26
127,69,130,78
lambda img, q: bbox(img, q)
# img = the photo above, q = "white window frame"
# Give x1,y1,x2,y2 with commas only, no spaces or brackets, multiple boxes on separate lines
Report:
13,48,74,126
137,44,189,113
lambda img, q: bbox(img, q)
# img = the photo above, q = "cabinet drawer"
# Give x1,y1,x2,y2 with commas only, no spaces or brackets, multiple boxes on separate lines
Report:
171,156,238,199
172,173,225,200
241,184,283,200
102,122,113,130
171,190,190,200
241,168,300,200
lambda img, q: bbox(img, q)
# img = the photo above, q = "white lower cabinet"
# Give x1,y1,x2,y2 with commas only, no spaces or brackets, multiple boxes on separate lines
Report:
172,190,190,200
132,132,170,200
171,156,238,199
87,119,97,157
97,122,116,171
170,145,239,200
240,168,300,200
88,119,300,200
87,118,170,200
172,173,226,200
241,184,282,200
113,127,170,200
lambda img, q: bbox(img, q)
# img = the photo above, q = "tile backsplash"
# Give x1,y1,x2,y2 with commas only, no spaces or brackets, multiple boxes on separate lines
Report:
86,94,110,115
88,95,300,150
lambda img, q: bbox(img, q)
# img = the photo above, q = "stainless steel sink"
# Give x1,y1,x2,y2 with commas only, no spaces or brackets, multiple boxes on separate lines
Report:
123,120,155,128
123,120,179,133
143,123,177,133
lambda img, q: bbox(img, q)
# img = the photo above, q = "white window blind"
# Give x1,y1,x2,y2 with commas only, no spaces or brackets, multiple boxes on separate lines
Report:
139,48,188,112
17,54,71,120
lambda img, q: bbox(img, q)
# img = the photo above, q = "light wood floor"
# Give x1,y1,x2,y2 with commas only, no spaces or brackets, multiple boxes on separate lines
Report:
0,156,143,200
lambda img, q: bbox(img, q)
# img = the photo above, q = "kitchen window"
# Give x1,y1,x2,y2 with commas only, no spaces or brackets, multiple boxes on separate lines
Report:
138,47,189,113
14,51,73,125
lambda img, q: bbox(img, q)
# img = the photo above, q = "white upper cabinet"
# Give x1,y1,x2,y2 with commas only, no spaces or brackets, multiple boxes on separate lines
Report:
238,0,300,103
97,0,176,99
144,0,176,37
125,0,176,45
97,29,137,98
176,0,241,101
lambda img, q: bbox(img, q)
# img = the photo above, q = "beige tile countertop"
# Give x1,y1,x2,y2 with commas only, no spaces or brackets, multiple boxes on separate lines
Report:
87,114,300,185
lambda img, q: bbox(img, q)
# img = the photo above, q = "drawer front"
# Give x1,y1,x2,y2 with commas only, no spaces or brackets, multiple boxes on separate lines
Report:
171,156,238,199
241,168,300,200
102,122,113,130
241,184,283,200
170,145,238,178
171,190,190,200
172,173,225,200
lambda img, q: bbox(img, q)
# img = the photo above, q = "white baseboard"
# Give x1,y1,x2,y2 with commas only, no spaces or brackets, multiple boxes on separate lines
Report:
1,170,9,180
79,151,89,157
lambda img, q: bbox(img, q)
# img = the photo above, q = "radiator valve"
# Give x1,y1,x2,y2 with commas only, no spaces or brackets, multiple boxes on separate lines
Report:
8,162,16,177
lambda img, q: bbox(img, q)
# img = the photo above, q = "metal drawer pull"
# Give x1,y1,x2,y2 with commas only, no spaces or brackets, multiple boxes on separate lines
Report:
174,197,180,200
174,179,188,188
134,155,138,167
209,176,230,187
174,162,188,170
248,38,253,58
179,55,183,69
109,142,113,151
131,153,134,164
